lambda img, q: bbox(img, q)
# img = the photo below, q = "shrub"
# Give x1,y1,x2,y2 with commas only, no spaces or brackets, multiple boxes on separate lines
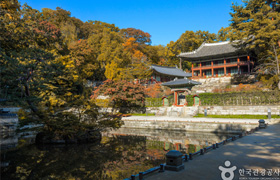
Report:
199,90,280,106
145,98,162,107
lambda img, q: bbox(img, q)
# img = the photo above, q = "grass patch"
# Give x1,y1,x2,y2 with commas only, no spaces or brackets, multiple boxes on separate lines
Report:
131,113,155,116
194,114,280,119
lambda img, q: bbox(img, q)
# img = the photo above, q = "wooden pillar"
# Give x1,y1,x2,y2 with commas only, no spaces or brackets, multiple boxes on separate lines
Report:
224,59,226,76
179,58,182,69
237,57,240,74
211,61,214,77
192,64,194,77
199,62,202,77
174,91,178,106
247,55,250,73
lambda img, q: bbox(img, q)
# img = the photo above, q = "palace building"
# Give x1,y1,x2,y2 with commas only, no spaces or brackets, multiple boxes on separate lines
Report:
178,41,256,79
150,64,192,83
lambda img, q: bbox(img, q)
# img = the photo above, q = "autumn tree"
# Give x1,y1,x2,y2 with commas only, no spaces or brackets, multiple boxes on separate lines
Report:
142,45,168,65
86,22,131,81
121,28,151,45
0,1,122,140
93,80,145,113
165,30,216,70
217,27,232,41
122,37,152,80
69,39,101,81
230,0,280,89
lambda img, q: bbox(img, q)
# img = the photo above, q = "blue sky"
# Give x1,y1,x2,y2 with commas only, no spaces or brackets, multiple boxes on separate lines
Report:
20,0,244,46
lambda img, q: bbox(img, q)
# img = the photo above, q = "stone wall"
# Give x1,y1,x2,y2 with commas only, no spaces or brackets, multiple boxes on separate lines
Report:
121,119,257,133
147,105,280,116
198,105,280,115
191,77,232,94
0,107,21,112
0,116,18,132
146,106,198,117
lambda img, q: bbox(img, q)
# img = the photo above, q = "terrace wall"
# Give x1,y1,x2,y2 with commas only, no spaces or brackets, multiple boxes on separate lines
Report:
198,105,280,115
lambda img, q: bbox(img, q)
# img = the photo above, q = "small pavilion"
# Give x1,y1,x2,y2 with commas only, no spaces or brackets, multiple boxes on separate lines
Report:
162,77,201,106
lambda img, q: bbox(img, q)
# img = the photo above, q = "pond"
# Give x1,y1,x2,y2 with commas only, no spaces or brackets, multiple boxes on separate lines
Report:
1,128,236,180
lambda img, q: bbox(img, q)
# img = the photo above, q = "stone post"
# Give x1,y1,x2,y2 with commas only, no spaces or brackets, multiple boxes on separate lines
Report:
165,150,184,171
268,108,271,119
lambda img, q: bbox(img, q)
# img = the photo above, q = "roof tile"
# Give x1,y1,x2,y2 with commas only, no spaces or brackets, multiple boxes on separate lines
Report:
151,65,192,77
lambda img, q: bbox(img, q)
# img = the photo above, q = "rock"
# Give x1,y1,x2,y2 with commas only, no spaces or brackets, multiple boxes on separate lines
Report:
35,132,54,144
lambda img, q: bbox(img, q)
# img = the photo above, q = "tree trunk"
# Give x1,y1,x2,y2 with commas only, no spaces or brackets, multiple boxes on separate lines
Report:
273,43,280,75
23,82,45,119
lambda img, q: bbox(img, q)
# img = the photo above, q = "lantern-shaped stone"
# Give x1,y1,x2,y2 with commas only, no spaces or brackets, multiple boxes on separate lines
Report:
165,150,184,171
258,119,266,129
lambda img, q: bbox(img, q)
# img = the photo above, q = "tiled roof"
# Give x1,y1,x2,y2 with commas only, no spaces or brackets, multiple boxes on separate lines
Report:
151,65,192,77
178,41,243,60
162,78,201,86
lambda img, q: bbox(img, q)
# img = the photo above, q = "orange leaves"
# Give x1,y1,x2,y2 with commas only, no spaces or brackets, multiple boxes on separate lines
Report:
133,50,145,60
213,83,260,93
123,37,146,62
121,28,151,45
145,83,163,98
123,37,138,51
92,79,145,109
164,88,173,96
158,58,168,66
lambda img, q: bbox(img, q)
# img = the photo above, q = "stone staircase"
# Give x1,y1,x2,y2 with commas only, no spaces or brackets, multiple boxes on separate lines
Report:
147,106,199,117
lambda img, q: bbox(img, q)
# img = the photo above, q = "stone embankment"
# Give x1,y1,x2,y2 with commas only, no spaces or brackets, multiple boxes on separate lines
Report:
190,75,256,94
199,105,280,115
146,105,280,117
121,116,266,133
0,114,18,133
191,76,232,94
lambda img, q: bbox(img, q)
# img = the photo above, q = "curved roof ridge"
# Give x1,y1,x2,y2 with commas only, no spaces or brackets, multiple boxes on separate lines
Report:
151,64,192,77
151,64,177,69
179,42,206,56
195,42,206,52
204,41,230,46
162,78,201,86
178,40,242,59
180,41,231,56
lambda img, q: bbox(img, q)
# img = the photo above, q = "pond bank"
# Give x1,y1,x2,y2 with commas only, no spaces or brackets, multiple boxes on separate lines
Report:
121,116,273,133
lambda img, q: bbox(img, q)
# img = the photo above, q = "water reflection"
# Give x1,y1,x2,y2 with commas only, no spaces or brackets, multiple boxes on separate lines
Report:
106,128,234,154
1,128,235,180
